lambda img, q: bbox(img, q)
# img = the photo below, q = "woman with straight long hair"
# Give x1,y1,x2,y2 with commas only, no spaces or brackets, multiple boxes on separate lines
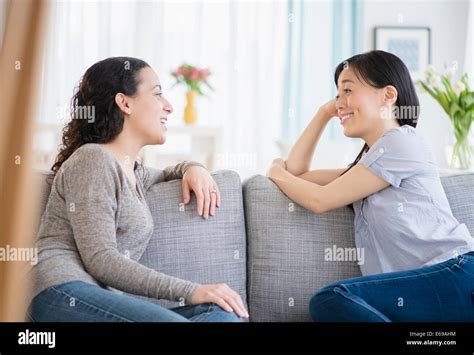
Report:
267,50,474,322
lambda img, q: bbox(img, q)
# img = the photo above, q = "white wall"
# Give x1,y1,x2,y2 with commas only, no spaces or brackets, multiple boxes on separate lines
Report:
362,0,471,169
304,0,471,171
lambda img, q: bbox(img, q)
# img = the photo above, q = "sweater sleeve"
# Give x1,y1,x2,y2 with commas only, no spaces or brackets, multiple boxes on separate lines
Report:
139,161,206,191
62,150,199,304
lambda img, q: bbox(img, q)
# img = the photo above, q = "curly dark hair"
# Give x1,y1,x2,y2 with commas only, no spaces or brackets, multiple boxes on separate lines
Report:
49,56,150,183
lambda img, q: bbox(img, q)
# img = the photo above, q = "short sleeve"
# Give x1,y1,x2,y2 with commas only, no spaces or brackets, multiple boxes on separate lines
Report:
359,126,429,188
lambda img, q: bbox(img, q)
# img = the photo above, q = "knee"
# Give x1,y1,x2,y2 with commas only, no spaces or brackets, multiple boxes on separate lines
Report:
309,285,344,322
310,282,343,306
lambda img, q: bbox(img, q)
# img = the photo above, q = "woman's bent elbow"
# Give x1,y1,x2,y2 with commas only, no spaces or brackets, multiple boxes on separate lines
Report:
310,200,327,214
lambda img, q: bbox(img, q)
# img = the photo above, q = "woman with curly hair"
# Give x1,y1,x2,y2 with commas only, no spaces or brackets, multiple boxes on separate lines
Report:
27,57,248,322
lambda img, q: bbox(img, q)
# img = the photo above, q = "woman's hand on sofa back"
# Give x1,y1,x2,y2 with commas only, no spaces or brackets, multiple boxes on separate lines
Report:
182,166,221,219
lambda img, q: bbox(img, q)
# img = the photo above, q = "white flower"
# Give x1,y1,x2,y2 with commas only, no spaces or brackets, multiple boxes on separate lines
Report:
425,65,436,79
453,81,466,95
444,66,457,80
428,74,441,88
415,80,426,93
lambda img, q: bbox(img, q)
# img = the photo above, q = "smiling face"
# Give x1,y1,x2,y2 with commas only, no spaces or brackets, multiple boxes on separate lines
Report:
336,67,393,139
123,66,173,145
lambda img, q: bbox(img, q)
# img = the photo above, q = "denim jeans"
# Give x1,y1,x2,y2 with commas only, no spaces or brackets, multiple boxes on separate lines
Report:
309,251,474,322
28,281,244,322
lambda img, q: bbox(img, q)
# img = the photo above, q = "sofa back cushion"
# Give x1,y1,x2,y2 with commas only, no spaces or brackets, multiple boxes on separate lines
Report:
135,170,248,309
440,173,474,234
243,175,360,322
243,173,474,322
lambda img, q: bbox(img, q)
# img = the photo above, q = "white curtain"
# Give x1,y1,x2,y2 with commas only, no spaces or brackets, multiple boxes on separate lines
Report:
37,0,288,178
278,0,363,169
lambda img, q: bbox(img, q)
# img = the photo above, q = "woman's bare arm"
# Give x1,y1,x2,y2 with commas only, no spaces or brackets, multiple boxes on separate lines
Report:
285,99,337,176
297,168,346,186
267,163,390,214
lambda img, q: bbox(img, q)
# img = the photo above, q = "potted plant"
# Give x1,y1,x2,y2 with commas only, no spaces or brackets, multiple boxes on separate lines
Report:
418,65,474,170
171,64,213,125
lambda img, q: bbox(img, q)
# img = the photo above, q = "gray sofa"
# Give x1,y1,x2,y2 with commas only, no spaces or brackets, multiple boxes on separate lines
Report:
34,170,474,322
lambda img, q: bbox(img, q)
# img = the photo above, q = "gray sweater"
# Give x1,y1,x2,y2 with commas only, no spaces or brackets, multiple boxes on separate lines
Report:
28,143,203,307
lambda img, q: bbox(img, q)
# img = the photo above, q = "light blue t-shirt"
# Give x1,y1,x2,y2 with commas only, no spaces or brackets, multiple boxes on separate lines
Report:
353,124,474,275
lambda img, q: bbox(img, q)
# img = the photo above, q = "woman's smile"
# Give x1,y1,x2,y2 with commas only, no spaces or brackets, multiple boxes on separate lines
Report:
339,112,354,125
160,116,168,130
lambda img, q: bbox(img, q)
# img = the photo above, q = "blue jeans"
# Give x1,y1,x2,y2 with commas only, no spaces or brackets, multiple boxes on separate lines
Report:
309,251,474,322
28,281,243,322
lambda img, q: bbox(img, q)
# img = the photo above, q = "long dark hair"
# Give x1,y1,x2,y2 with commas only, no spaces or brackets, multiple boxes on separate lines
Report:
49,56,150,183
337,50,420,176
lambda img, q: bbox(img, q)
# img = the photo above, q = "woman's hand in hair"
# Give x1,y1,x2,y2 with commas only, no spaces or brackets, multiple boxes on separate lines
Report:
182,166,220,219
191,283,249,318
320,98,338,121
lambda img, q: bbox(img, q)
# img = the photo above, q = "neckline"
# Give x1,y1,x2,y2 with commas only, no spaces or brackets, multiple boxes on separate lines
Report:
95,144,145,202
367,125,408,150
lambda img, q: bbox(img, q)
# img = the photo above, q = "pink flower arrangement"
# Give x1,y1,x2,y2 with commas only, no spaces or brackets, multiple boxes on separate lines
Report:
171,64,213,95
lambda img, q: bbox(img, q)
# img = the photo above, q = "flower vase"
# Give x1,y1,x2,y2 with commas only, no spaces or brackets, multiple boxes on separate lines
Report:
183,90,197,125
449,135,474,170
447,113,474,170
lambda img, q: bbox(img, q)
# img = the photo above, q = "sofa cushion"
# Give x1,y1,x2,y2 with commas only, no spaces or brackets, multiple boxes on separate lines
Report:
35,170,53,231
133,170,248,310
243,175,361,322
440,173,474,235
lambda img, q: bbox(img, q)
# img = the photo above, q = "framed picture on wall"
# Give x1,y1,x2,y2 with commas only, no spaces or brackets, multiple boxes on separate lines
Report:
374,26,431,80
